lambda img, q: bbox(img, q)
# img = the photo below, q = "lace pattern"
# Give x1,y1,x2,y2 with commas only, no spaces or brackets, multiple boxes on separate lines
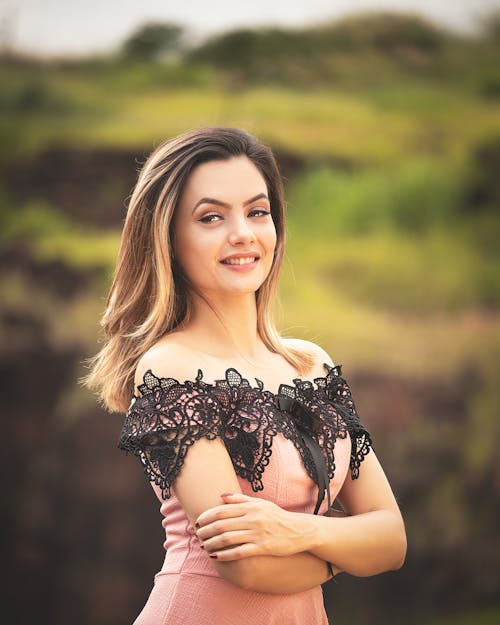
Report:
118,363,372,499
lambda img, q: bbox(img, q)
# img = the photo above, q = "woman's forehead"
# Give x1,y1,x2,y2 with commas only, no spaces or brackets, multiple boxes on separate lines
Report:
184,156,267,198
181,156,268,207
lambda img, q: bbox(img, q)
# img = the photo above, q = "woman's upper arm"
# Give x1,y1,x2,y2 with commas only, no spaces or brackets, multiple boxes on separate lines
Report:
132,344,243,522
172,437,243,524
338,449,402,517
128,347,256,587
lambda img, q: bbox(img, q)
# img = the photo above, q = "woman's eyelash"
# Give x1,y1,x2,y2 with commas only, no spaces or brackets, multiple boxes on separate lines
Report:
199,209,271,223
199,213,221,223
249,209,271,217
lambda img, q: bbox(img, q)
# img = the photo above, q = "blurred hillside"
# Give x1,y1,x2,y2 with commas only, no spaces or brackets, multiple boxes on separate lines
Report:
1,11,500,625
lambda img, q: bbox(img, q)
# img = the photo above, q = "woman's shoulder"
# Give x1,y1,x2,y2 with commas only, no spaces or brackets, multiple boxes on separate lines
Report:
282,337,335,376
134,334,200,392
134,335,338,392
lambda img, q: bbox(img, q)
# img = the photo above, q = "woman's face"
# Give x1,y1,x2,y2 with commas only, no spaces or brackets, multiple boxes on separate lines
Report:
173,155,277,298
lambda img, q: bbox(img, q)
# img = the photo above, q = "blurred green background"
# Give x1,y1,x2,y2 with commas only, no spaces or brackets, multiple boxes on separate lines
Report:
1,9,500,625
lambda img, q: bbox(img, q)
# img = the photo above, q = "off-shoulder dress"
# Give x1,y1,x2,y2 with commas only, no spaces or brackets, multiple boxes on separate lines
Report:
118,363,372,625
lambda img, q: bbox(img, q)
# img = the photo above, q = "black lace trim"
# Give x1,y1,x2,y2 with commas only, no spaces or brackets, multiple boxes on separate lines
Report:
118,363,372,499
314,364,372,479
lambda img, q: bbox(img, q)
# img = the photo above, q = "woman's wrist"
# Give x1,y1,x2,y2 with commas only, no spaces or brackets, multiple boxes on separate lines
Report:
291,511,335,553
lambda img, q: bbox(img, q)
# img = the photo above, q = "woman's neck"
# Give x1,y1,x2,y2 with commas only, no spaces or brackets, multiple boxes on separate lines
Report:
179,291,264,362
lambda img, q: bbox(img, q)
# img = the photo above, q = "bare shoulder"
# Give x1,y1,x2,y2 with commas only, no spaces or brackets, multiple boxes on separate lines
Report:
282,337,336,377
134,335,200,391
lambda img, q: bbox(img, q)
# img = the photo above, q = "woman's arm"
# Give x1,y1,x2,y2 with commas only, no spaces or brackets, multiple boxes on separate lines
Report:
195,342,406,577
306,450,407,575
196,449,406,577
173,437,334,593
132,347,334,594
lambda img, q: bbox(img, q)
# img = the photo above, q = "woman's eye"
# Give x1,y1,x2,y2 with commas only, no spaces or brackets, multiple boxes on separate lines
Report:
199,209,270,223
249,209,271,218
199,214,222,223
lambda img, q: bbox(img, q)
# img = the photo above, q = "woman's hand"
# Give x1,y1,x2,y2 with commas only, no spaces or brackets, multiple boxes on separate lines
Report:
194,493,311,561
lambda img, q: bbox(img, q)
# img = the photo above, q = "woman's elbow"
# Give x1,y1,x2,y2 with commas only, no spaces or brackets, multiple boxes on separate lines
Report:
213,558,257,590
389,517,407,571
396,529,408,570
367,512,407,575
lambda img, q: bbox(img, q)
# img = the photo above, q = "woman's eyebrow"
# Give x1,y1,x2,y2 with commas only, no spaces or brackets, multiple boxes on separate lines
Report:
192,192,269,214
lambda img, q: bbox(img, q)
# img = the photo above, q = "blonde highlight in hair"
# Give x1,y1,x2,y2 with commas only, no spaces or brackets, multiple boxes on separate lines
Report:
81,127,313,413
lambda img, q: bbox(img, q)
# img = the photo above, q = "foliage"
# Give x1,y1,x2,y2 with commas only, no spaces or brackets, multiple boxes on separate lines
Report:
120,22,186,60
287,159,461,235
478,10,500,41
0,72,75,114
186,13,452,85
0,198,119,271
317,11,447,53
1,11,500,159
462,134,500,212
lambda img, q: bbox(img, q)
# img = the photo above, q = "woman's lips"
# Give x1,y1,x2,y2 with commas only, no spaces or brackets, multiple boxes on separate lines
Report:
220,256,259,271
221,256,257,265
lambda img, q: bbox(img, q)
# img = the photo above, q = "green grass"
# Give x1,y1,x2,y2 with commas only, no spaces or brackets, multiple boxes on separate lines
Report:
0,200,120,272
286,158,462,234
295,229,500,313
2,56,500,165
278,233,500,380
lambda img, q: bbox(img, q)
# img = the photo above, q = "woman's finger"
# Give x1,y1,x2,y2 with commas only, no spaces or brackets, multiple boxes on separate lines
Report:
201,529,254,553
219,493,254,503
195,503,247,528
195,494,271,528
197,515,252,541
207,541,259,562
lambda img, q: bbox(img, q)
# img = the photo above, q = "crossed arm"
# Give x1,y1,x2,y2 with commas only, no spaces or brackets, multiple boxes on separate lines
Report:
173,437,407,594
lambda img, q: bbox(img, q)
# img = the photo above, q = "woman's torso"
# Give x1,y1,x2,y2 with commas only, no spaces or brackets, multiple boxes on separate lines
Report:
127,337,356,624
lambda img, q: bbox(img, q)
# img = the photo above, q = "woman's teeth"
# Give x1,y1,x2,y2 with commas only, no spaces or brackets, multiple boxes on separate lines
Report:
223,257,256,265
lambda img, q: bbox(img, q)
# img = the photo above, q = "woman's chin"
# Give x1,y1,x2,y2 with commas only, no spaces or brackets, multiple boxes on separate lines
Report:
205,279,266,297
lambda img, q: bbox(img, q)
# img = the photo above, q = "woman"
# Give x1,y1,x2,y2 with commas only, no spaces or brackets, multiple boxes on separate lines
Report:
83,127,406,624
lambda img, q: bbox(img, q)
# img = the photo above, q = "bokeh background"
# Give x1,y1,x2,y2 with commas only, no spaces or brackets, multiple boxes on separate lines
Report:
1,1,500,624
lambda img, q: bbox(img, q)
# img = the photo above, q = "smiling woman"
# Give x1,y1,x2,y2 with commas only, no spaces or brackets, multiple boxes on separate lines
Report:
81,127,406,625
173,156,277,297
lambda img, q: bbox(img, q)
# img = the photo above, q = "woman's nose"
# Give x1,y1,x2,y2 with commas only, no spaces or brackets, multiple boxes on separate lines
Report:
228,215,255,245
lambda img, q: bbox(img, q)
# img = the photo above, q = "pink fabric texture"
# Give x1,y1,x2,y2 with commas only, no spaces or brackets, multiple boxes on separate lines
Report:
131,432,351,625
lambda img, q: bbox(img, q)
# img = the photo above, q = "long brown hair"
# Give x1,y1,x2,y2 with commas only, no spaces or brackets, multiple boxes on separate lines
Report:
81,127,313,413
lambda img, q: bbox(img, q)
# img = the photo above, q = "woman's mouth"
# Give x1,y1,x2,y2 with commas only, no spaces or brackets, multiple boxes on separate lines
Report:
221,257,258,265
219,254,260,271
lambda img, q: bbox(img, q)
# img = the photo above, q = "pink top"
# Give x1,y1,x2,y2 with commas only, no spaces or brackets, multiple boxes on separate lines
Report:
118,364,372,625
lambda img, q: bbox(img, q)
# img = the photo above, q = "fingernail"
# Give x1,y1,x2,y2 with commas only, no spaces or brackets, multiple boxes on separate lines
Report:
195,522,200,528
209,554,218,559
